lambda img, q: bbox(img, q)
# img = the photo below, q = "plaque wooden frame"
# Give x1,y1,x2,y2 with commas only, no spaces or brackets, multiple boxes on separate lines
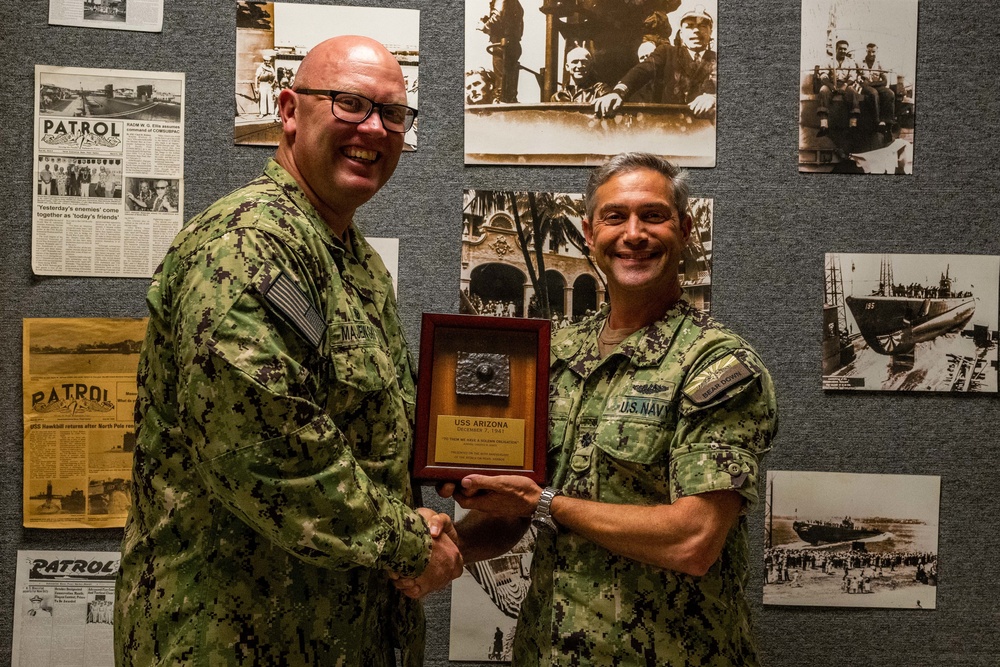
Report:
413,313,549,483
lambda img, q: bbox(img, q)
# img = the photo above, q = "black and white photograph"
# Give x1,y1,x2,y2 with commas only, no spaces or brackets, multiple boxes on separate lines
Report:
799,0,918,173
234,1,420,149
83,0,125,23
449,507,533,662
764,470,940,610
36,156,122,198
50,0,163,32
461,189,712,323
465,0,717,166
38,72,181,121
823,253,999,392
125,176,178,213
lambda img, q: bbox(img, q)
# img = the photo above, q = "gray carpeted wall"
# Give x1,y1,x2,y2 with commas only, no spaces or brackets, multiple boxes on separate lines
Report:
2,1,998,665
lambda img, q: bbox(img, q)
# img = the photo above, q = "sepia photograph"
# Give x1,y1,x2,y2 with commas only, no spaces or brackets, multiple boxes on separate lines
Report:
465,0,717,166
823,253,999,392
764,470,940,609
461,189,712,323
234,1,420,149
799,0,918,173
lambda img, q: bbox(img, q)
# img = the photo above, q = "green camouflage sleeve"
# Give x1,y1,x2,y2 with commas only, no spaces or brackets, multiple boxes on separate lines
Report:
167,229,431,578
670,347,778,509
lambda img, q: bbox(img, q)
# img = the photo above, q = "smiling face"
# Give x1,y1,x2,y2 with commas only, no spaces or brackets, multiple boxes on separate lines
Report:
276,36,407,234
583,168,691,313
565,48,593,83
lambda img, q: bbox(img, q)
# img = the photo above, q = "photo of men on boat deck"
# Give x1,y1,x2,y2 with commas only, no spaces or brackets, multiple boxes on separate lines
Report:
764,470,940,610
464,0,718,166
823,253,999,392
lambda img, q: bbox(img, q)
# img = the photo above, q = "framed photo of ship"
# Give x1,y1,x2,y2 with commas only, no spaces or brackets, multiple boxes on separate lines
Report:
763,470,940,610
822,253,1000,392
413,313,549,483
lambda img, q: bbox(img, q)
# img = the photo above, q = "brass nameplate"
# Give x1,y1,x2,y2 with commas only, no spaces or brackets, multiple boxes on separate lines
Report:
434,415,525,467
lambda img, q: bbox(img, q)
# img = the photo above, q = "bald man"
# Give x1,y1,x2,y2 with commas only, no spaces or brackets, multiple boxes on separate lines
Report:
114,36,462,667
551,47,611,103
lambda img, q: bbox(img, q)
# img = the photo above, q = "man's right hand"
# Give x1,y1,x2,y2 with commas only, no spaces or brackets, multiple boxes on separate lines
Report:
391,509,464,599
594,92,624,118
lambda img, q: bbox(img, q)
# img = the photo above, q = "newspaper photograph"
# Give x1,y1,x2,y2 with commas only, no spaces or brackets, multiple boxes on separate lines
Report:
235,1,420,150
11,550,118,667
33,65,185,277
49,0,164,33
22,318,146,529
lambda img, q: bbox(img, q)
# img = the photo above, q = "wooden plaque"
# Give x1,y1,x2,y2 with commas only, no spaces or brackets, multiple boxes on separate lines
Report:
413,313,549,483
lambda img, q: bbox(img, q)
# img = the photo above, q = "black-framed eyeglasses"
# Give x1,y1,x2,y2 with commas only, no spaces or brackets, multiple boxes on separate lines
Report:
294,88,417,133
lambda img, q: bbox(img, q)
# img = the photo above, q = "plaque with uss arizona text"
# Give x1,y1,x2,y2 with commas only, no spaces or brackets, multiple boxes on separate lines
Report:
413,313,549,483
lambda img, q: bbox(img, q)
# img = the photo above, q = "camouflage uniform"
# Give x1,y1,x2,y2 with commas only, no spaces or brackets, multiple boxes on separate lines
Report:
514,299,778,666
115,159,431,666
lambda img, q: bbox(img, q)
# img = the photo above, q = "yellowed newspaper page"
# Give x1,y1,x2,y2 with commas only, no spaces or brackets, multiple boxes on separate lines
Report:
22,318,146,528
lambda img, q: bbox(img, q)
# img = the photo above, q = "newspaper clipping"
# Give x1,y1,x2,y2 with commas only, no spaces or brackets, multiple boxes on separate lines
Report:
22,318,146,529
33,65,185,277
12,550,118,667
49,0,164,33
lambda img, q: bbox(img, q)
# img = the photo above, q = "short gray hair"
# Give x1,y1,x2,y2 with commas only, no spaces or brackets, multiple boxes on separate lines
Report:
584,152,690,221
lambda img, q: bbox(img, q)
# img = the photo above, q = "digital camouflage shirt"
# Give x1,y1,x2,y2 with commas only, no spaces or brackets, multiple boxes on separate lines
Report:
513,299,778,666
115,160,431,667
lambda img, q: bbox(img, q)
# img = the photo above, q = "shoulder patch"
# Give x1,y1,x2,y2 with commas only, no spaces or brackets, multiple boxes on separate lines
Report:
682,354,755,406
260,270,327,349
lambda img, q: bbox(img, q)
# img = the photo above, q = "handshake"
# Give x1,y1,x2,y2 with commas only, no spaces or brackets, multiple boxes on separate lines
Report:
389,474,546,599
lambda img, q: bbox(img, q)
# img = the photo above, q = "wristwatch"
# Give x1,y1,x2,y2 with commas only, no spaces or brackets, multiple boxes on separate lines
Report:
531,487,563,534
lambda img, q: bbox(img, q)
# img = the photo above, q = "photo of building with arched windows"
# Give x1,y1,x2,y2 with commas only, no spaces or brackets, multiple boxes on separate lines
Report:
460,189,712,325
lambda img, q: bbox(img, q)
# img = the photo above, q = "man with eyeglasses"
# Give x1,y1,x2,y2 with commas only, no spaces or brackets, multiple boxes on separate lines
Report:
436,153,777,665
151,179,175,212
115,35,462,667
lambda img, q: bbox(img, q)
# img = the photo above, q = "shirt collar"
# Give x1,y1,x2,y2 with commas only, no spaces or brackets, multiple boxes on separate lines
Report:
552,297,694,376
262,158,391,309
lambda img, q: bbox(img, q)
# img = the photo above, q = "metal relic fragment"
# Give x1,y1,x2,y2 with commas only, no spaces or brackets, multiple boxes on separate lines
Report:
455,352,510,398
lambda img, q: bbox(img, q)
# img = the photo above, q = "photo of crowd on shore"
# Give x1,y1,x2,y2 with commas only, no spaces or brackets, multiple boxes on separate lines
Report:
125,176,178,213
763,470,939,609
765,547,937,594
37,156,121,198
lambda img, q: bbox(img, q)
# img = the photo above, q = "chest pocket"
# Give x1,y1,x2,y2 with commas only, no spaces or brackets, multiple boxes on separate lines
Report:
326,337,394,415
589,392,676,503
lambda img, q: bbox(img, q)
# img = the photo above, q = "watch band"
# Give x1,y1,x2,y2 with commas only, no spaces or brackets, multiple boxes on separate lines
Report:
531,487,563,534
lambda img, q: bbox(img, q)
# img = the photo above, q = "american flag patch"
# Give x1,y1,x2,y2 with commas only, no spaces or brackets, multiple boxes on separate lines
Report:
261,271,327,349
